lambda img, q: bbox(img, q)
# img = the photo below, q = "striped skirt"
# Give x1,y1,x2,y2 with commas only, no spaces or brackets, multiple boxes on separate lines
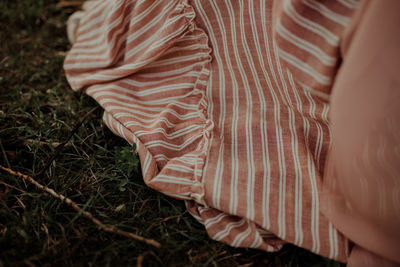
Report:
64,0,362,262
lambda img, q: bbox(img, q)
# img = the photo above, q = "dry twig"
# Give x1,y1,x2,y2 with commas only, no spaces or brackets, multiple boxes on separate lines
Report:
137,255,144,267
0,165,161,248
56,0,85,8
22,138,62,148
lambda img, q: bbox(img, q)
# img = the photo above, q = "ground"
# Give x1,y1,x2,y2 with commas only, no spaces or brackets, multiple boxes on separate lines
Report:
0,1,344,266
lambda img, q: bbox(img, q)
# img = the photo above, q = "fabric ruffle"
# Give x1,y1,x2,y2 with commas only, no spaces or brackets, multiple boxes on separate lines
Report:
64,0,213,204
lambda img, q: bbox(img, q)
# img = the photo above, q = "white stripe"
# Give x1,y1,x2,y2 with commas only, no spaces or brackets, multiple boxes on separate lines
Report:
152,174,193,186
164,192,191,200
278,49,332,85
272,37,288,240
74,10,129,57
90,83,194,98
164,164,195,174
231,221,252,247
333,225,339,260
288,72,304,246
78,1,126,42
125,15,188,60
212,219,247,241
285,70,304,246
337,0,359,9
130,1,163,26
77,1,112,34
305,89,324,173
249,233,263,248
225,0,251,216
299,82,330,101
249,0,272,230
67,28,129,58
113,111,199,127
239,0,258,221
143,151,153,179
120,71,201,87
260,0,281,230
303,0,350,26
147,53,211,68
328,222,334,259
283,0,339,46
303,89,321,254
204,213,229,228
126,1,177,44
103,104,199,121
165,43,211,54
103,97,198,112
68,65,200,85
203,1,229,211
144,134,202,151
276,20,337,66
135,124,202,140
135,64,202,78
96,98,162,112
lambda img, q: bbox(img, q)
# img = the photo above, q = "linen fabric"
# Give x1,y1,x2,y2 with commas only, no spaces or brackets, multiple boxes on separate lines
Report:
321,0,400,265
63,0,393,263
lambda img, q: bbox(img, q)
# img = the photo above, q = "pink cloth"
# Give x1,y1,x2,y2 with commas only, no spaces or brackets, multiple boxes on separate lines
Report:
321,0,400,265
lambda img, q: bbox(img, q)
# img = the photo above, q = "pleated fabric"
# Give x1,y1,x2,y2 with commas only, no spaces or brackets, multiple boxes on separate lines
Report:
64,0,359,262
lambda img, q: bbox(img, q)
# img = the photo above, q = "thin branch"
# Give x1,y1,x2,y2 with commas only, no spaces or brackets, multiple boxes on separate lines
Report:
22,138,62,148
56,0,85,8
0,165,161,248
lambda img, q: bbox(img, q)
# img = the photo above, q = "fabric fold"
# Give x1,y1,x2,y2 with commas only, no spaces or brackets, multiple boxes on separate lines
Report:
65,0,213,204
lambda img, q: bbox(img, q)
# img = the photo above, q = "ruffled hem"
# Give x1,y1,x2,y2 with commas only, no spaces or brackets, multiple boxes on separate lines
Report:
65,0,213,204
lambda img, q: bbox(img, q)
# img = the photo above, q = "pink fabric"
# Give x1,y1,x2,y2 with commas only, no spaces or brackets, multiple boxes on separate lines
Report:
321,0,400,265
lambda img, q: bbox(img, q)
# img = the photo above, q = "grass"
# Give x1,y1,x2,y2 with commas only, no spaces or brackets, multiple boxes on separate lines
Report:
0,1,344,266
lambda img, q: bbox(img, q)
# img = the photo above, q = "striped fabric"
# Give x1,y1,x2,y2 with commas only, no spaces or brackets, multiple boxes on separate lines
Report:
275,0,359,98
64,0,358,262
